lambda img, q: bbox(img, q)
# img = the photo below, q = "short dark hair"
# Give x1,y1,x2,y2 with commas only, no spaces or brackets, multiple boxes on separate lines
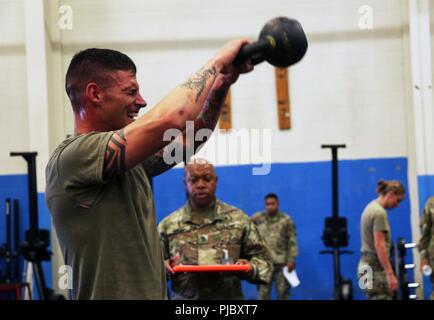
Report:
65,48,137,110
264,193,278,201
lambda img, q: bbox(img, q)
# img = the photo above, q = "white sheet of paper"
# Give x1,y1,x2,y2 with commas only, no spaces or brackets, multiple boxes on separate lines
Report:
283,266,300,288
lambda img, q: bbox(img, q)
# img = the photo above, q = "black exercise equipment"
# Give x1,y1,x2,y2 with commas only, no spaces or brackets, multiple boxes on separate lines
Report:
0,199,24,299
235,16,308,67
0,198,12,284
392,238,418,300
319,144,353,300
394,238,410,299
10,152,64,300
13,199,20,283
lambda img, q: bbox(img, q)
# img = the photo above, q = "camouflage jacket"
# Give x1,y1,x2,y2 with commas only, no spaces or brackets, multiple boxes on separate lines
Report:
158,199,272,299
418,197,434,264
251,211,298,265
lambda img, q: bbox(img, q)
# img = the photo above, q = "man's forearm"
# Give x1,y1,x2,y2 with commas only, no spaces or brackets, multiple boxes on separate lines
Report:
187,79,230,154
197,80,230,129
142,141,182,177
145,79,229,174
143,61,221,130
115,60,222,173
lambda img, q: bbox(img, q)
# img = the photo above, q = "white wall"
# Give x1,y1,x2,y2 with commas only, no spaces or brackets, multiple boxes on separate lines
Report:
0,0,29,174
0,0,415,172
0,0,421,170
52,0,411,166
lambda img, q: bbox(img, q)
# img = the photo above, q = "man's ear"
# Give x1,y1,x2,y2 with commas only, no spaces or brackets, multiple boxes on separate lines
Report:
85,82,102,104
183,178,190,200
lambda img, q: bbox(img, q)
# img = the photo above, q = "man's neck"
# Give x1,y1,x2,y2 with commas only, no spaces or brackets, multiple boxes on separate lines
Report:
190,198,216,212
189,199,216,225
267,210,278,216
74,121,111,135
73,108,112,135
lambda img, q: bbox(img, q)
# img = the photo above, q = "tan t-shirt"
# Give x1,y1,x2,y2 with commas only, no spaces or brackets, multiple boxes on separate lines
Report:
360,200,391,255
45,132,167,299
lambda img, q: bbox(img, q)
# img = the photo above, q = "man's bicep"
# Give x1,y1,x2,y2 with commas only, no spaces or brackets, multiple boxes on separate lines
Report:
58,132,113,186
103,129,127,180
105,125,180,179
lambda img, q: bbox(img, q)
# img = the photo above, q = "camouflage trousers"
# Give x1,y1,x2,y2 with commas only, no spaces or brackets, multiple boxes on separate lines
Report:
257,264,290,300
358,256,393,300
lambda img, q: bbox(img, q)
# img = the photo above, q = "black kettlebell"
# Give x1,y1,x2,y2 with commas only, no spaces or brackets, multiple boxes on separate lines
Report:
235,17,308,68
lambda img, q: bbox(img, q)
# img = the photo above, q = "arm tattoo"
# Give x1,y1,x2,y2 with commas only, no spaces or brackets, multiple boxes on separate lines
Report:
199,85,229,128
180,67,217,102
190,86,230,154
104,129,127,179
146,80,228,176
143,142,183,177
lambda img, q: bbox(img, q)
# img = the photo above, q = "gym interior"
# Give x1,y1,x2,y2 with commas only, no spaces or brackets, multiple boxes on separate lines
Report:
0,0,433,301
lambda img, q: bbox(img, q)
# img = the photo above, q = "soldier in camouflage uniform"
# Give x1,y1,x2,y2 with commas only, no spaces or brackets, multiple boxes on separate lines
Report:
358,179,405,300
158,159,272,299
418,196,434,300
252,193,298,300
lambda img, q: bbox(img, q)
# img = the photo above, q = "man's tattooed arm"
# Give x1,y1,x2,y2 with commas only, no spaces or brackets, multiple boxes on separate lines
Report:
144,70,231,177
105,85,231,179
143,86,225,178
142,142,183,177
190,82,230,154
103,129,127,180
180,66,217,102
197,84,229,130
